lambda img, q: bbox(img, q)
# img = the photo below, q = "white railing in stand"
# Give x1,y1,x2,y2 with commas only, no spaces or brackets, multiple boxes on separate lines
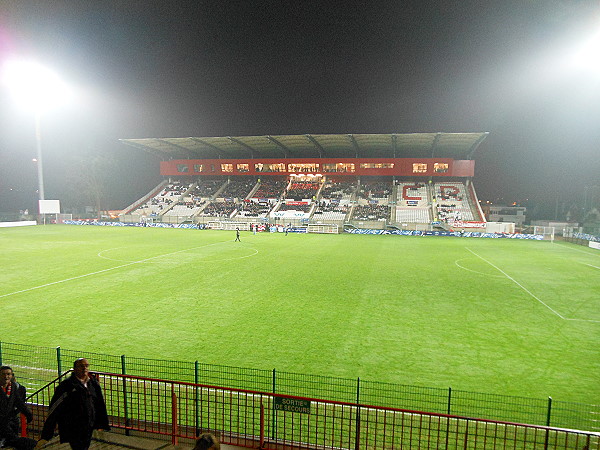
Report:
120,180,169,216
467,180,486,223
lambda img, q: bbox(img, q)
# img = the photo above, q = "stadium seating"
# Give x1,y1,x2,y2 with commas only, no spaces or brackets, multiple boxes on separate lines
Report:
394,181,432,223
125,177,485,228
395,207,431,223
252,178,287,199
162,202,205,217
189,179,225,198
197,201,238,218
396,182,429,206
219,178,257,200
357,181,392,200
154,179,225,218
278,203,312,212
313,180,356,221
286,181,320,201
352,204,391,221
236,201,271,218
131,180,194,216
350,181,392,221
434,182,476,222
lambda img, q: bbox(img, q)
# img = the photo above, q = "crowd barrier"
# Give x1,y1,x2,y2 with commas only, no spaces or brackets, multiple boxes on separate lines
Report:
2,342,598,434
573,232,600,243
61,220,550,239
345,228,546,239
0,220,37,228
24,371,600,449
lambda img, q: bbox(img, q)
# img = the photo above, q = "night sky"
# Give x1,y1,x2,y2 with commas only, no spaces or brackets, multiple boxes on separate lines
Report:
1,1,599,215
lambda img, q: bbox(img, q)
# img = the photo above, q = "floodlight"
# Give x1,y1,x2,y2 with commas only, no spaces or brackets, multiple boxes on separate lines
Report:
2,60,71,112
570,29,600,74
1,60,72,203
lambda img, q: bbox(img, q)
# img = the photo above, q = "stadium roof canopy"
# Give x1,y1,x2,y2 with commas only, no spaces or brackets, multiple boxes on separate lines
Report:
120,132,489,160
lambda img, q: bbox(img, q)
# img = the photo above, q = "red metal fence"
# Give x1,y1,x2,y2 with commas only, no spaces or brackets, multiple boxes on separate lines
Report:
25,372,600,449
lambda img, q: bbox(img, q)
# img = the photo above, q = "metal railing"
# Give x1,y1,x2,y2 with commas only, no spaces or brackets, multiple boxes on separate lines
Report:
2,341,598,434
24,371,600,449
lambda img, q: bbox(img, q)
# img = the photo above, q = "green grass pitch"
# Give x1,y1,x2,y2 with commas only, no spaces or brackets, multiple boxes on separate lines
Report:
1,225,598,404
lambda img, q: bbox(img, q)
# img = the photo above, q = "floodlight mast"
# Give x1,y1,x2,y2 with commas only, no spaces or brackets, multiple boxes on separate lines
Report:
3,60,70,205
34,111,45,200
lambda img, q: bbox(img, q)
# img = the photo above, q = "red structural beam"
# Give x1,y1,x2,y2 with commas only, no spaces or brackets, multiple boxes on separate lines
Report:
160,158,475,178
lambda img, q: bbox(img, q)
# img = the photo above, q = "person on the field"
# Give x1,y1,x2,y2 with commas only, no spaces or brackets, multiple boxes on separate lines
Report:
0,366,35,450
193,433,220,450
235,228,240,242
38,358,109,450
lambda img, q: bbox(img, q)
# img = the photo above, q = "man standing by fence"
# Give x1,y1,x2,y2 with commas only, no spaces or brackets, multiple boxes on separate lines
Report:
37,358,109,450
0,366,35,450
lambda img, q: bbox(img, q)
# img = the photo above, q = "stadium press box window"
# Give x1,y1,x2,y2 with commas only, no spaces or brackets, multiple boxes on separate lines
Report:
237,164,249,172
413,163,427,173
287,163,320,173
434,163,449,173
193,164,203,173
177,164,189,173
221,164,233,173
360,163,394,169
322,163,355,173
257,163,285,172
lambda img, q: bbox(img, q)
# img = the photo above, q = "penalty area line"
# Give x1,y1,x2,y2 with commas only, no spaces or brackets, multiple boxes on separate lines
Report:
554,241,600,258
465,247,600,323
465,247,567,320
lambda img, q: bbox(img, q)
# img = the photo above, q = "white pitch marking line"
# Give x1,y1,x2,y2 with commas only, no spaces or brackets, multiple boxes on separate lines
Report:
466,247,600,323
465,247,567,320
1,241,233,299
554,242,600,258
454,258,504,278
97,242,258,264
584,263,600,270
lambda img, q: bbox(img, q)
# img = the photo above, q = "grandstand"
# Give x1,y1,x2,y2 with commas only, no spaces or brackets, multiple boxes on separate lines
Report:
119,133,490,232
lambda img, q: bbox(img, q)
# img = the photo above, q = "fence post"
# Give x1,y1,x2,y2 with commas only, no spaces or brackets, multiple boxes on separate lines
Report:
543,396,553,449
195,361,199,436
546,397,552,426
447,387,452,414
56,346,62,378
272,369,276,441
355,377,361,450
0,341,3,365
260,402,265,449
171,385,178,445
121,355,130,436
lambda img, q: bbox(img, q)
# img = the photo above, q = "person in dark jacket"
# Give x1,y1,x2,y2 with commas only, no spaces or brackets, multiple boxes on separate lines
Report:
193,433,220,450
38,359,109,450
0,366,35,450
9,373,29,441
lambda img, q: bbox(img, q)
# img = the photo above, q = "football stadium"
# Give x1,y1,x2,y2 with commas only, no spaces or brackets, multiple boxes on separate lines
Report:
2,2,600,449
2,133,599,449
